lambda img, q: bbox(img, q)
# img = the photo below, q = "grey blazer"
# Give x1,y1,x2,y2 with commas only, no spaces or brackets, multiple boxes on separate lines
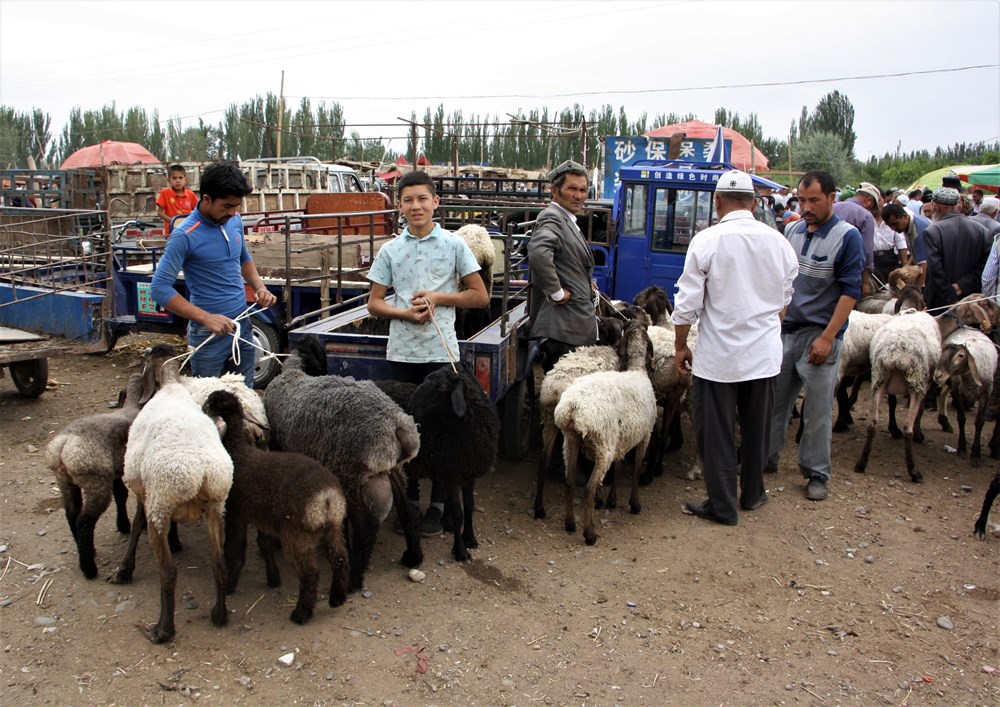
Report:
526,203,597,346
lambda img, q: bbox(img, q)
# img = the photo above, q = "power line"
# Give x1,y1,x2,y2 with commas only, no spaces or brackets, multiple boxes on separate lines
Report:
299,64,1000,101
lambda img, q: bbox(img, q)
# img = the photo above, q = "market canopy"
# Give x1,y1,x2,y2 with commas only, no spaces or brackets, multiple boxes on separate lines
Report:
959,164,1000,194
644,120,769,171
906,164,985,193
59,140,161,169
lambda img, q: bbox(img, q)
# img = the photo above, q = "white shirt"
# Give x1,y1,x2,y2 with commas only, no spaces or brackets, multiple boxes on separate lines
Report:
672,210,799,382
873,220,908,252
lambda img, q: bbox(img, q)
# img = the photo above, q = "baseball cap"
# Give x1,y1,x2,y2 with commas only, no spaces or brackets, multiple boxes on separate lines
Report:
714,169,755,194
857,183,882,204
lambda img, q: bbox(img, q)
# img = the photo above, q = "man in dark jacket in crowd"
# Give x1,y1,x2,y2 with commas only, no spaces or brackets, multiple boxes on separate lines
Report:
923,187,992,310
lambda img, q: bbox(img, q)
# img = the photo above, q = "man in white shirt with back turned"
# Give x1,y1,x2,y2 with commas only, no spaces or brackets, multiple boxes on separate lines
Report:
673,170,799,525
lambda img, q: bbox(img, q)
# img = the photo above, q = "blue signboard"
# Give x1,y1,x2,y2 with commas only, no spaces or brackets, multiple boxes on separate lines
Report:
602,136,731,198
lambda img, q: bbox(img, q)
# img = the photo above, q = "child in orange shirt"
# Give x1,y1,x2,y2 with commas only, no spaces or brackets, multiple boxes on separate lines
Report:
155,164,198,234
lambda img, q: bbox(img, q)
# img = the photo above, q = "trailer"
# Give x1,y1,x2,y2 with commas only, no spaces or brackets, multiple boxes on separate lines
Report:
0,207,117,397
287,229,536,460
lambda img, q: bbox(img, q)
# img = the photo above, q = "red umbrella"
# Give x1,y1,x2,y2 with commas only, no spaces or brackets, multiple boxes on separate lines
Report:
644,119,769,171
60,140,161,169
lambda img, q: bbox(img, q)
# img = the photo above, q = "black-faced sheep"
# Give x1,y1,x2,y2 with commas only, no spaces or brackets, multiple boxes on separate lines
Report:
933,329,1000,466
115,350,233,644
46,370,148,579
555,319,657,545
633,285,672,326
201,390,349,623
377,366,500,562
264,336,421,590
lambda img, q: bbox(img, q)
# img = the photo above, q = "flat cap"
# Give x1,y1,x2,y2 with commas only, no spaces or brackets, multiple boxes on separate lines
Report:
714,169,755,194
547,160,588,182
932,187,960,205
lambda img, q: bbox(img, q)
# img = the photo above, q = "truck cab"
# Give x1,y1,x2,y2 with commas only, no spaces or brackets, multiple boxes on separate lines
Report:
594,160,783,304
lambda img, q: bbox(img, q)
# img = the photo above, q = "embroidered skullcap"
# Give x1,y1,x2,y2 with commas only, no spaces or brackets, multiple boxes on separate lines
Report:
932,187,960,205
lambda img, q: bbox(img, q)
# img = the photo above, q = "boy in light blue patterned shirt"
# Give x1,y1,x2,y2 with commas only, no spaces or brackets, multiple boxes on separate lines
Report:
367,171,488,535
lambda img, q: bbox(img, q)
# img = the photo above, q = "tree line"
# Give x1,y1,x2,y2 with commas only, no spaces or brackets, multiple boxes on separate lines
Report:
0,92,997,190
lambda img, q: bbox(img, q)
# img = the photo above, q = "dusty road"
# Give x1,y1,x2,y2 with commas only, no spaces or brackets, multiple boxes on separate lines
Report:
0,336,997,705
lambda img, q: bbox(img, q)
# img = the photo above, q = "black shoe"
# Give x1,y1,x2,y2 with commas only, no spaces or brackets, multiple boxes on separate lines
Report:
806,477,828,501
683,499,737,526
741,492,769,511
420,506,444,537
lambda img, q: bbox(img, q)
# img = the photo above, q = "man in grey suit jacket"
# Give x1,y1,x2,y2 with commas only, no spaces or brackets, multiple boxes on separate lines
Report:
527,160,598,370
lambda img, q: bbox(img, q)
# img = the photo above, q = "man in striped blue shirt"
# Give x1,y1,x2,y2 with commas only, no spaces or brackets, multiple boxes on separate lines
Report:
767,170,864,502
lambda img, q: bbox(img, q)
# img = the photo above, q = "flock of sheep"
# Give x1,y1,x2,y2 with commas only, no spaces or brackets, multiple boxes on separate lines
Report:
43,268,1000,644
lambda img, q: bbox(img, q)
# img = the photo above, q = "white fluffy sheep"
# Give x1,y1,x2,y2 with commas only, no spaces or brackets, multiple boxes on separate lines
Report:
179,373,269,447
933,328,999,465
454,224,497,339
114,350,234,644
555,319,657,545
533,344,621,519
855,311,942,482
833,310,895,432
46,371,148,579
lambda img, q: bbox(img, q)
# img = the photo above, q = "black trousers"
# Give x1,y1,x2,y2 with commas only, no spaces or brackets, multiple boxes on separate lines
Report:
692,375,775,524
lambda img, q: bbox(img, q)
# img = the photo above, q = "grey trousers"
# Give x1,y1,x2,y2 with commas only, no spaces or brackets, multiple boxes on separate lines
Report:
693,375,775,524
767,327,843,481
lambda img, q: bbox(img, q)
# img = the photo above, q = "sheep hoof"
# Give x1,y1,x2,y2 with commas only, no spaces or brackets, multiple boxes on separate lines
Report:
889,427,903,440
909,471,924,483
853,462,867,474
565,519,576,534
463,534,479,549
584,530,598,546
452,548,471,563
638,472,654,486
400,549,423,568
971,455,981,468
211,605,228,627
958,449,967,459
108,569,132,585
832,421,850,433
116,519,131,534
913,429,925,443
974,525,987,541
533,506,546,520
81,562,98,580
289,607,313,625
630,502,641,515
144,624,174,645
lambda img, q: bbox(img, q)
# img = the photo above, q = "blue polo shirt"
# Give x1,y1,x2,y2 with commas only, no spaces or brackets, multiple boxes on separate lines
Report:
909,211,931,264
367,224,480,363
150,210,251,318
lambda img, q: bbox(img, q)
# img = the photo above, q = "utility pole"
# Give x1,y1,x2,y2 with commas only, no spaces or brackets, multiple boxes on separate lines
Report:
276,70,285,160
452,135,459,176
581,118,588,168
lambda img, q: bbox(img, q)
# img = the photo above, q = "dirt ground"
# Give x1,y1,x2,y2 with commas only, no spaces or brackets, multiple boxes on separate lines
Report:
1,335,998,706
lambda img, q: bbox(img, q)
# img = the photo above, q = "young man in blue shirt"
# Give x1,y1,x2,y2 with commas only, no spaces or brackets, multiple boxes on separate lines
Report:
367,170,488,535
150,162,277,388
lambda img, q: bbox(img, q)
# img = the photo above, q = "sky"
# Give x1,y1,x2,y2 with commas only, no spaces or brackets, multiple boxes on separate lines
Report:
1,0,998,163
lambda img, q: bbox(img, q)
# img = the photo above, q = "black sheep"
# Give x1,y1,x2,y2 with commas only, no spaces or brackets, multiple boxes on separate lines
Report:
203,390,350,624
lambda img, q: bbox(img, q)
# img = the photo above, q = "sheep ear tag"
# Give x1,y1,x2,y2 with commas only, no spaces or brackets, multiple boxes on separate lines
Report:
451,380,467,418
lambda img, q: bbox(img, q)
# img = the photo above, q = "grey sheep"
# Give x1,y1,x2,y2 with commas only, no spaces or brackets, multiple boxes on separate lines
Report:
264,336,421,590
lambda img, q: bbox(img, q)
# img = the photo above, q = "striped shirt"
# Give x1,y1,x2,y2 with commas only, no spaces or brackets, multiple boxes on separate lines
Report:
782,214,864,339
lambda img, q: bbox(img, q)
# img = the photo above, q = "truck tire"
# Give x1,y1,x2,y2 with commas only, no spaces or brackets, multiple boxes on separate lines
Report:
502,378,533,461
9,359,49,398
251,320,281,389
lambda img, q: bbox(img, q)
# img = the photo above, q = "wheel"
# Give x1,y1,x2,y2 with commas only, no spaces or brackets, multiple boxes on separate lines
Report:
9,359,49,398
251,320,281,389
502,378,533,460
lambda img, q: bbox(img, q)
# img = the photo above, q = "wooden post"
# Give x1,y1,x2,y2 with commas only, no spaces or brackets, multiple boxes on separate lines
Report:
452,135,459,176
410,122,418,169
581,118,588,168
